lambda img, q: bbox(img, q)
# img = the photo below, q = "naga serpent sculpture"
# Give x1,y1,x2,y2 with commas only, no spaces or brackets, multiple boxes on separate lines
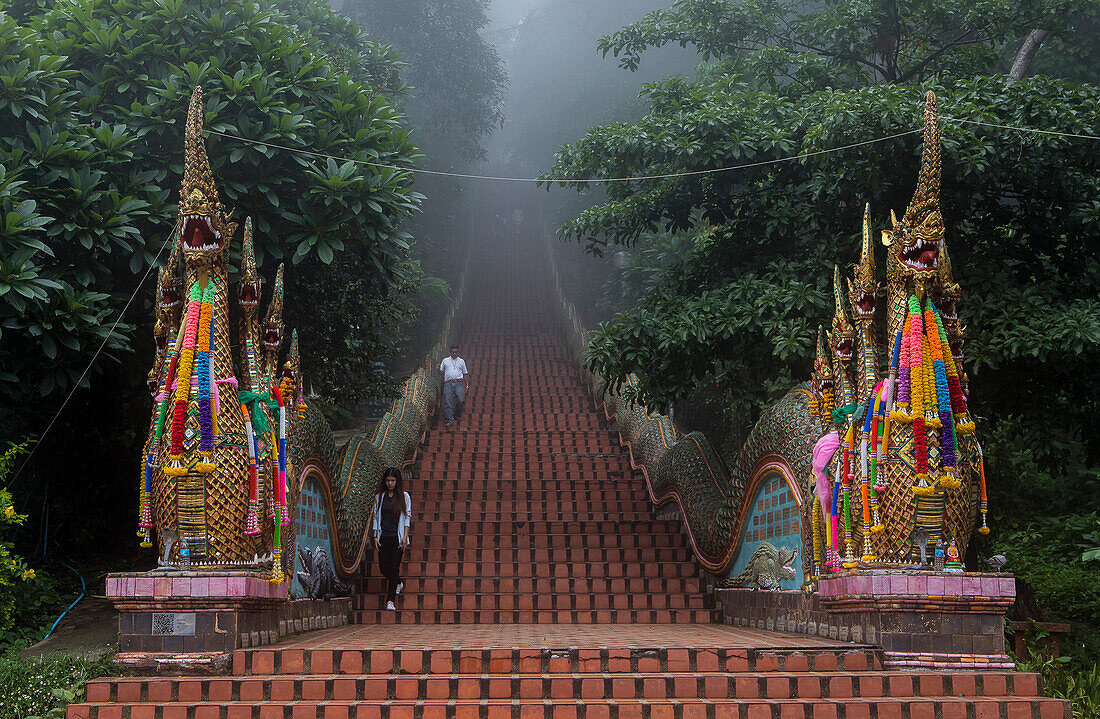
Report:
556,91,985,587
136,87,450,583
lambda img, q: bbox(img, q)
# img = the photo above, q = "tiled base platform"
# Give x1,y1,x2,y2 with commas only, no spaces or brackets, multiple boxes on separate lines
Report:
717,569,1016,668
107,571,350,657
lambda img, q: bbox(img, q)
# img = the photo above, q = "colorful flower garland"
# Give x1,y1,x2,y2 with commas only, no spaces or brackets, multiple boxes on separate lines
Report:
195,282,216,473
241,402,261,535
165,282,202,476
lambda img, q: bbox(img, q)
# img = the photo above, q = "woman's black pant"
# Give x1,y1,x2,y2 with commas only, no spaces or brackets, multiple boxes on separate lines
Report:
377,536,404,603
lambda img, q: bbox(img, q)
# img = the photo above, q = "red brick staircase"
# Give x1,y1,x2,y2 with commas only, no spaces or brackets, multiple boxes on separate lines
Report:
353,259,713,624
67,240,1068,718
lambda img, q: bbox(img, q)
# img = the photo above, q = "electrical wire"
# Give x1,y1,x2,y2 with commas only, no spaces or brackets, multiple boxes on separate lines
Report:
8,223,180,486
205,127,924,183
205,113,1099,185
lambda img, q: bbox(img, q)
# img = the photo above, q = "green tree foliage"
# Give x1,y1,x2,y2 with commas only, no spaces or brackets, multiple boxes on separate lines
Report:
0,0,423,434
549,0,1100,653
341,0,506,163
599,0,1081,87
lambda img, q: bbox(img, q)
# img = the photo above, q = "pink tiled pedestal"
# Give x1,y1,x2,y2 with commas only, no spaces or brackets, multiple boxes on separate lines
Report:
716,570,1015,670
106,571,349,667
818,570,1015,669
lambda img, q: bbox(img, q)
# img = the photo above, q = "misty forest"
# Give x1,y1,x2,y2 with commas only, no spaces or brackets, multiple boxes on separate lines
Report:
1,0,1099,715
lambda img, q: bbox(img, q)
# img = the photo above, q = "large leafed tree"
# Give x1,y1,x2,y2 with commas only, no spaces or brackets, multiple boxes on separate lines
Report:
547,0,1100,660
0,0,422,550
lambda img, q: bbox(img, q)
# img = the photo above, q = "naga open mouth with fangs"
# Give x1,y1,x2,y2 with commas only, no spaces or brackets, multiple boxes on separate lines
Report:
179,202,228,263
832,335,854,360
830,266,856,362
157,284,181,311
896,228,941,273
239,281,259,310
263,324,282,350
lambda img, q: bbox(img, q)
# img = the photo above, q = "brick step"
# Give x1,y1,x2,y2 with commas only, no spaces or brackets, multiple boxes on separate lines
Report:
375,520,682,534
416,450,626,460
389,533,688,550
391,562,697,578
413,473,634,483
411,506,655,518
370,548,693,564
407,481,643,493
414,489,643,502
418,429,610,437
353,608,718,625
428,419,611,428
67,695,1069,719
352,593,711,612
84,671,1040,704
355,577,703,595
404,513,658,523
231,645,885,676
415,466,632,476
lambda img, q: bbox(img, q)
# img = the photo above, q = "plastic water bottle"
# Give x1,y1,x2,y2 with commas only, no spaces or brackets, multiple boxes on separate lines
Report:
179,538,191,571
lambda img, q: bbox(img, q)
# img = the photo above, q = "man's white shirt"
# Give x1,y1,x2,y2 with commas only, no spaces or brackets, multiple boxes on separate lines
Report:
440,357,468,382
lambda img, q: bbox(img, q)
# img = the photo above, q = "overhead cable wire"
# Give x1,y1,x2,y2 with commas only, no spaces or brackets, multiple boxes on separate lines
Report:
940,115,1100,140
206,114,1099,185
9,223,179,485
205,127,924,183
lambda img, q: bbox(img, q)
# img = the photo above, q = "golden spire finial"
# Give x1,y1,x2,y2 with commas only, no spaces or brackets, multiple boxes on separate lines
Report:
181,86,217,206
899,91,942,235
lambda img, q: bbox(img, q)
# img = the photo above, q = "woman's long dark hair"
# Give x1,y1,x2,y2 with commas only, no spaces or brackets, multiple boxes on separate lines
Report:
376,467,407,519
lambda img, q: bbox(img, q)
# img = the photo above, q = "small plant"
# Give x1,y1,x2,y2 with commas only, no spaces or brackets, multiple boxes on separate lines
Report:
0,441,40,639
0,651,116,719
1016,647,1100,719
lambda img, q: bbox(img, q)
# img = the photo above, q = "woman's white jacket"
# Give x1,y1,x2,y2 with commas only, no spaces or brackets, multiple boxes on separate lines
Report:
372,491,412,542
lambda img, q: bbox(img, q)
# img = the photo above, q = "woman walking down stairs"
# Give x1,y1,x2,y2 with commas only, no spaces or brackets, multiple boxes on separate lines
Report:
68,236,1067,719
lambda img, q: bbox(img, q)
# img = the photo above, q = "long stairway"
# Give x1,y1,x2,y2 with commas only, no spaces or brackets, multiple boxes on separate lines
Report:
355,243,713,625
68,238,1068,718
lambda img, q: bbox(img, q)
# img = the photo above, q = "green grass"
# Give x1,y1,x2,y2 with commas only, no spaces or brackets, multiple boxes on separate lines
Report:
0,651,116,719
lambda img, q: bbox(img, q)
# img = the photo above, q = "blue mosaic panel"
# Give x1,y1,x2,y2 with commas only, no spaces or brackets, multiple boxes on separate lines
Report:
727,470,802,590
292,477,336,599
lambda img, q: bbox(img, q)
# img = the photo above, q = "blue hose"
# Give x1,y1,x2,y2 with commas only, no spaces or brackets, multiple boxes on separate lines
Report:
41,563,85,643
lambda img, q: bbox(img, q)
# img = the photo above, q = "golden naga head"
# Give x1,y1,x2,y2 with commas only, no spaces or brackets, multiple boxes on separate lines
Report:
848,203,877,322
262,263,285,352
829,265,855,361
811,325,835,416
178,86,236,266
934,240,965,366
882,91,943,280
239,217,261,314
